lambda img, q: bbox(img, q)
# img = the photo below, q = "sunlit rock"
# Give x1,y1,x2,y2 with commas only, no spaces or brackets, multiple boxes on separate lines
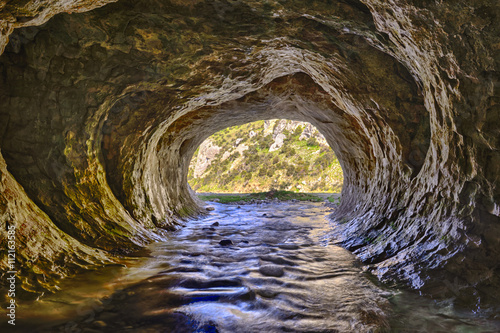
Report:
193,139,221,178
269,133,286,152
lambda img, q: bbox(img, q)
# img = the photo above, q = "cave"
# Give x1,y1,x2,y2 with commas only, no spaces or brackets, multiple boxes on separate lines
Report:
0,0,499,327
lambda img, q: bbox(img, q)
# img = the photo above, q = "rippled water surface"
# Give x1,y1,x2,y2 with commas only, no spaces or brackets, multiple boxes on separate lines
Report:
7,202,500,332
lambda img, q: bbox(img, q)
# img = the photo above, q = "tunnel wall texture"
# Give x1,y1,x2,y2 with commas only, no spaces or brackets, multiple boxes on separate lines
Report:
0,0,498,310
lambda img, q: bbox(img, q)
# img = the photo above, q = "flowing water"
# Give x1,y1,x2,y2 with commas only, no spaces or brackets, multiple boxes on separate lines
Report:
4,202,499,332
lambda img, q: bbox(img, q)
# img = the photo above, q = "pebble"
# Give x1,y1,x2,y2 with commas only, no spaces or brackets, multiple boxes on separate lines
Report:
211,222,219,226
93,321,107,328
206,206,215,211
219,239,233,246
256,289,279,298
259,265,284,277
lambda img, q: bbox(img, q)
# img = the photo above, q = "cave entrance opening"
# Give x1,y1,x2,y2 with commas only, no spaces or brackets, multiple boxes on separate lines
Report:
187,119,343,199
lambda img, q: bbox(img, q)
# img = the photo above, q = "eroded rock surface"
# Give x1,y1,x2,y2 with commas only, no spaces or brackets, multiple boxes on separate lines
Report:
192,138,221,178
0,0,498,313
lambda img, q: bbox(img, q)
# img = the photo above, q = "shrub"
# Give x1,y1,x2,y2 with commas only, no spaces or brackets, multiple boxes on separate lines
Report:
228,152,239,162
292,126,303,138
306,137,318,147
244,172,252,181
246,145,258,156
278,181,291,190
285,147,296,158
314,154,330,170
286,164,296,175
266,168,274,177
258,135,273,150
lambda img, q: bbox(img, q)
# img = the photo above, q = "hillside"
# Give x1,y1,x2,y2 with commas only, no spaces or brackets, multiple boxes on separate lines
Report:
188,120,343,193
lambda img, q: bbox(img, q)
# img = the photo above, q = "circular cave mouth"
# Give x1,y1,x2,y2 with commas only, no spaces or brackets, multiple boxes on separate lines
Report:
187,119,344,196
99,72,430,227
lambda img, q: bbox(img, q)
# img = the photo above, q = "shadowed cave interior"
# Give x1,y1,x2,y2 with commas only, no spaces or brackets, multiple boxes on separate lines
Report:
0,0,499,319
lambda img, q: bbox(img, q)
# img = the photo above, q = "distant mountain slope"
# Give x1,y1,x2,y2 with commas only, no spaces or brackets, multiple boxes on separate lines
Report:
188,120,343,193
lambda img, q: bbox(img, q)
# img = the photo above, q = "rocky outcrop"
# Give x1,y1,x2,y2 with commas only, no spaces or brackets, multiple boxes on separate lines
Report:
268,133,286,152
0,0,498,313
192,139,221,178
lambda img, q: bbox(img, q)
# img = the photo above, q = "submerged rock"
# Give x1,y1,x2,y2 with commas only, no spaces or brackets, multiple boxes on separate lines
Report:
259,265,285,277
219,239,233,246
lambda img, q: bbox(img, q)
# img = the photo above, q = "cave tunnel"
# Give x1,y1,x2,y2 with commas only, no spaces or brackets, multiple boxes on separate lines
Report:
0,0,499,326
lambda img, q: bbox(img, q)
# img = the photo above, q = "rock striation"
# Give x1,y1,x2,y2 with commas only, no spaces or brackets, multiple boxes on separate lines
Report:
0,0,498,312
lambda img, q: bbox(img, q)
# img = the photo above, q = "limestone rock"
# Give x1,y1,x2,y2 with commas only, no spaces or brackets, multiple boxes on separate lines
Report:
193,139,221,178
269,133,286,152
0,0,498,313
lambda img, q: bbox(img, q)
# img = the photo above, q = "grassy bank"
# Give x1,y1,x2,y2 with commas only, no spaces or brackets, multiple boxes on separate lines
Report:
198,190,340,204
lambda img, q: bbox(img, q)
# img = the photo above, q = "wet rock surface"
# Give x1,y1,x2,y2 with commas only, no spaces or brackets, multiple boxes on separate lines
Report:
258,265,285,277
218,239,233,246
0,0,498,316
5,203,499,333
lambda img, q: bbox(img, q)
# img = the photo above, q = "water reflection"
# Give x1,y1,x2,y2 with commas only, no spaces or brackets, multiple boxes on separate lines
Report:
5,202,500,332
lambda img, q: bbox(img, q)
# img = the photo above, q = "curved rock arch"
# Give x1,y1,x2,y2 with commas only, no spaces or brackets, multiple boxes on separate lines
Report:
0,0,498,309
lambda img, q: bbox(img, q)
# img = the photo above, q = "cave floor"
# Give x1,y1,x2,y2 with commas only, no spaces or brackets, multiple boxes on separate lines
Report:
7,202,499,333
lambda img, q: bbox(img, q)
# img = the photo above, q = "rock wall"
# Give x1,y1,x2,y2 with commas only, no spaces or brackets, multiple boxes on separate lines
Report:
0,0,498,311
0,150,110,296
0,0,116,55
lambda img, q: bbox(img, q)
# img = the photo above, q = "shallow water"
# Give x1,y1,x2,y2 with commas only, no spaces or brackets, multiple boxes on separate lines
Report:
4,202,500,332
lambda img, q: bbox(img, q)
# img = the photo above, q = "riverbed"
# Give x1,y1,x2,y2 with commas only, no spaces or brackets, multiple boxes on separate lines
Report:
5,202,499,332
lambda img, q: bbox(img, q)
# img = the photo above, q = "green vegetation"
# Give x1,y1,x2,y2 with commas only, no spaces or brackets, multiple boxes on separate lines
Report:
327,195,341,204
198,190,325,204
188,120,343,193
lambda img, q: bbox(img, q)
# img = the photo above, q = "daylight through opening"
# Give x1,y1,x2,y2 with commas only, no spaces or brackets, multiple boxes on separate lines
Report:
188,119,343,196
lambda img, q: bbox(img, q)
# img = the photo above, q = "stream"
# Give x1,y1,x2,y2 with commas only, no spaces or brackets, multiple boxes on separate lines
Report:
4,202,499,332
